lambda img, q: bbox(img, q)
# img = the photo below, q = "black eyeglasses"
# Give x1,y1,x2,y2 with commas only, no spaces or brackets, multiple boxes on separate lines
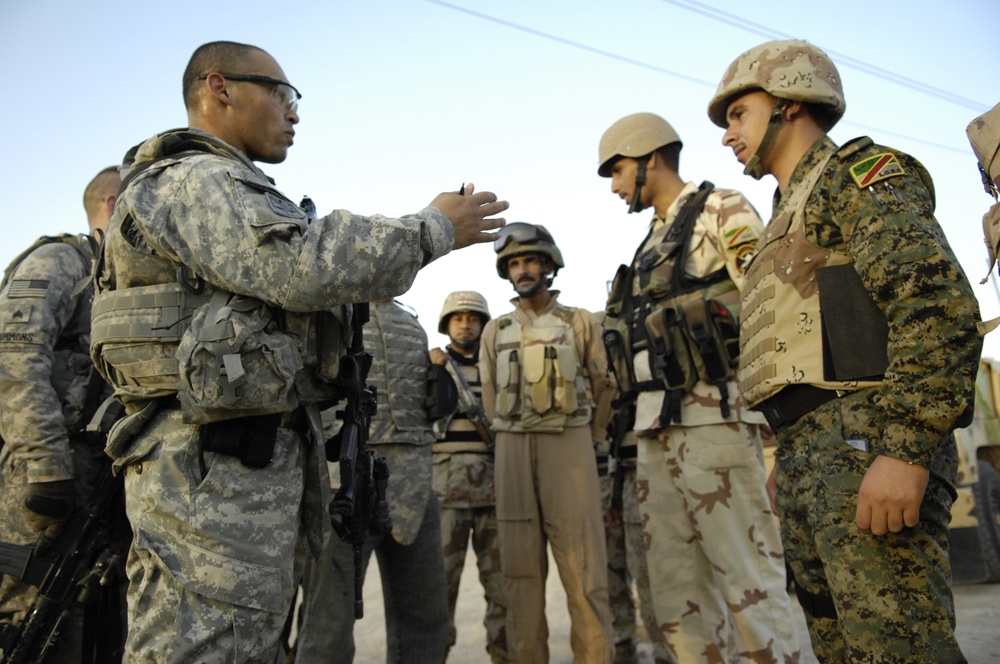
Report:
198,72,302,113
493,222,555,252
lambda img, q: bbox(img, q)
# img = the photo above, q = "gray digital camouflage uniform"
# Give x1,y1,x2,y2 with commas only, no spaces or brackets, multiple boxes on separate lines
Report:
92,128,455,663
0,236,118,660
295,300,450,664
432,346,508,662
764,136,981,663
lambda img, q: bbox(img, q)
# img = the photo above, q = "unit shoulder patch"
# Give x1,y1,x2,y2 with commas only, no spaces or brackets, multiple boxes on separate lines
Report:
849,153,905,189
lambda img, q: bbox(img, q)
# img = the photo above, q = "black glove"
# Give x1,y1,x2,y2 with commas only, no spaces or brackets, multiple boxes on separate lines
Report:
24,479,75,547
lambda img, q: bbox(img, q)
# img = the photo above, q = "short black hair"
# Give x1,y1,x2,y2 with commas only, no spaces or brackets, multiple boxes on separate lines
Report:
182,41,266,109
652,143,681,172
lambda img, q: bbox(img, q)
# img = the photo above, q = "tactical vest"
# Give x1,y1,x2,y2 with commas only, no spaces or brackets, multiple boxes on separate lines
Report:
604,183,741,424
491,302,592,433
739,145,885,408
90,139,349,423
365,302,435,445
433,350,489,453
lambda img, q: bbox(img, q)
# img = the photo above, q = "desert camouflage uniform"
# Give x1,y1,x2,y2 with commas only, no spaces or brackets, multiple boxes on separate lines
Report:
480,294,614,664
431,346,508,662
0,236,120,661
614,183,800,663
295,300,450,664
596,431,671,664
757,136,981,663
93,128,454,663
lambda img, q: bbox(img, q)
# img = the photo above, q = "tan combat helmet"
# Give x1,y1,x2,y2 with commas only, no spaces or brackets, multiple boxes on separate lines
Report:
598,113,682,213
494,222,565,280
967,101,1000,328
968,101,1000,198
437,290,491,334
708,39,845,179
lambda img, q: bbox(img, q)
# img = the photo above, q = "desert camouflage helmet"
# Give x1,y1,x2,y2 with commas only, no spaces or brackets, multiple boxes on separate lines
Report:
494,222,565,279
967,101,1000,195
598,112,682,177
707,39,846,129
437,290,491,333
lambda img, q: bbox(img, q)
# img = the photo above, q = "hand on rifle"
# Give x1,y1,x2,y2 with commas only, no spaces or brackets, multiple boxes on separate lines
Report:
23,479,75,550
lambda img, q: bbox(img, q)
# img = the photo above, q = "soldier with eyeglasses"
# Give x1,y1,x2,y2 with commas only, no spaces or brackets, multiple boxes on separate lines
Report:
89,40,507,663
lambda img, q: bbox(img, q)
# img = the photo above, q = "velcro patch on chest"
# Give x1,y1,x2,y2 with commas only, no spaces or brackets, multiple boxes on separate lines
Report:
266,192,307,219
849,153,905,188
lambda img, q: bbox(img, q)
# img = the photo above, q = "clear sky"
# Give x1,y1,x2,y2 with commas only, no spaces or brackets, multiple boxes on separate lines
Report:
2,0,999,355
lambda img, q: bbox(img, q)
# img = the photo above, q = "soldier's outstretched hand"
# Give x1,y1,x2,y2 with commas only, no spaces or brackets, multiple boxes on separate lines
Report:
431,183,508,250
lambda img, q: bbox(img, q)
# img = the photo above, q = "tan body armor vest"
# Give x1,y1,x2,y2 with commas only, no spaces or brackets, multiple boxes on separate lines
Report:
491,303,592,433
739,151,883,407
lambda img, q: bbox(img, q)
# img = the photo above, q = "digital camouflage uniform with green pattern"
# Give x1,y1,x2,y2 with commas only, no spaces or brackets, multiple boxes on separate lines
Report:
768,135,981,663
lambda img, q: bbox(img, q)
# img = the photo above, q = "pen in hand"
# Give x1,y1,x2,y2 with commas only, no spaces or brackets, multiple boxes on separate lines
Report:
459,183,465,196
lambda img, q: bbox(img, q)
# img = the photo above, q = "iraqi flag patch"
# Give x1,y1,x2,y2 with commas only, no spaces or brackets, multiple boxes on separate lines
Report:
849,153,905,188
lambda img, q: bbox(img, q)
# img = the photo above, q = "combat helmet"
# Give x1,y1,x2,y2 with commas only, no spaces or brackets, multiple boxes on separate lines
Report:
708,39,845,179
494,222,564,280
967,101,1000,199
437,290,491,334
598,113,682,213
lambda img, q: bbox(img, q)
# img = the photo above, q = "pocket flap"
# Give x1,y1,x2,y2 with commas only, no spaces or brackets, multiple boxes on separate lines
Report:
523,345,547,383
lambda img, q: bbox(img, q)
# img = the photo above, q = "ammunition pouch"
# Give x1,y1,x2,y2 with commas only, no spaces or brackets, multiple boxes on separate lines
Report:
642,296,740,423
176,291,302,424
523,342,579,416
495,349,521,417
602,327,635,397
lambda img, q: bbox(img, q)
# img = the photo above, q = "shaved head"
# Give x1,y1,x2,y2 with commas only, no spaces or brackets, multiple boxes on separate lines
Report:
182,41,267,109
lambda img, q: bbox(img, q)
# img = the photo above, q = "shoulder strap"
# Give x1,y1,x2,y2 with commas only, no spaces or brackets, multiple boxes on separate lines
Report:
668,181,716,295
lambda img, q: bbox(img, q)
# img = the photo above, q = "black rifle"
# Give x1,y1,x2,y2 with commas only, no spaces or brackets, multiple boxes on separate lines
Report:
602,328,637,515
0,455,126,663
326,302,391,619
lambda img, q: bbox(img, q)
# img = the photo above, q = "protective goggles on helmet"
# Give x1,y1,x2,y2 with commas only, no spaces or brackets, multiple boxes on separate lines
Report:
493,222,555,252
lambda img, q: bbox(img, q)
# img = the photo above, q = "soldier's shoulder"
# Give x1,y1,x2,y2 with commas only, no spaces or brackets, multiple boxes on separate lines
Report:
827,137,926,191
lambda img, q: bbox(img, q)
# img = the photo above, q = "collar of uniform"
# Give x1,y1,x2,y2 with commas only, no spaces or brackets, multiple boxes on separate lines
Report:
773,135,837,209
651,180,700,232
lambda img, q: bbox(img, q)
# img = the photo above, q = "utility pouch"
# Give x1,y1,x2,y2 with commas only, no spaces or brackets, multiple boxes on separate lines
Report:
643,307,693,426
176,291,302,424
644,307,695,393
552,345,579,415
602,327,635,396
495,349,520,417
605,264,630,318
200,413,282,468
677,298,734,417
523,345,553,414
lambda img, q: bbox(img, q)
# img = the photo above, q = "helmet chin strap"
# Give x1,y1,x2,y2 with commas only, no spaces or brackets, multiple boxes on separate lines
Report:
742,100,787,181
628,159,649,213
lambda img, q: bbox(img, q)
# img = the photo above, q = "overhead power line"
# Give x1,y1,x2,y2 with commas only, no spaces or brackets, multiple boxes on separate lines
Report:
422,0,977,154
661,0,989,112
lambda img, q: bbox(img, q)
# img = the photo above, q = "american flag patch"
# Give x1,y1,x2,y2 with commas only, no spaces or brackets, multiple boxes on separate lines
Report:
7,279,49,298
